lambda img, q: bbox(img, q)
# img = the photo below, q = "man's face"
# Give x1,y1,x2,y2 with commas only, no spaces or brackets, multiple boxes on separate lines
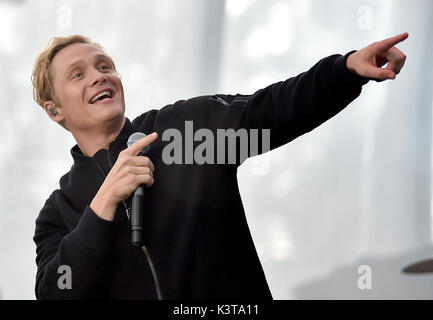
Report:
47,42,125,131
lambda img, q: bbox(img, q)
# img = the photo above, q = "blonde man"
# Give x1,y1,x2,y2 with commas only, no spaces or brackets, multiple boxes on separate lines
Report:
32,33,407,299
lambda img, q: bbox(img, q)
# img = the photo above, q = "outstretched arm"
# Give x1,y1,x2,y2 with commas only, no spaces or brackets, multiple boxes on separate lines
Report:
167,33,409,165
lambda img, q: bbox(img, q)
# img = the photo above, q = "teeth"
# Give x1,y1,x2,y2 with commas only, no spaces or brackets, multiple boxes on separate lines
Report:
91,91,112,103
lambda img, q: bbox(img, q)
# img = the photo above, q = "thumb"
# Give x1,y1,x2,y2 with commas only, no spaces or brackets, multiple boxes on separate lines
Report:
364,65,396,81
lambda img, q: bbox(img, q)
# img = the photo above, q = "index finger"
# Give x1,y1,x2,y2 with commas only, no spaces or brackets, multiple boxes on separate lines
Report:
376,32,409,51
127,132,158,156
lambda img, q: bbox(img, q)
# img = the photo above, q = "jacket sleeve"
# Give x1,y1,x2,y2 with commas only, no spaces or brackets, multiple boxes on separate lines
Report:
33,191,116,299
169,50,369,164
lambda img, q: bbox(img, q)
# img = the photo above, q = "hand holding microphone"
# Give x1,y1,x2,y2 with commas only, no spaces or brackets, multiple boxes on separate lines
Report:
90,132,157,222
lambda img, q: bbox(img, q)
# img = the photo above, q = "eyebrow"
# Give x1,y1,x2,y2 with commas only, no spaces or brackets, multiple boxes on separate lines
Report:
64,54,113,77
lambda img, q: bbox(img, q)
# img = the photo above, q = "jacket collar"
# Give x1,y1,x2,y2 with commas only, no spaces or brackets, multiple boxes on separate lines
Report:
61,117,136,215
70,116,135,164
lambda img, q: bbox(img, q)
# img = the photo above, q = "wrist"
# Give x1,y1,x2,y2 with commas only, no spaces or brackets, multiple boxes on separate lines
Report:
346,52,358,75
90,187,117,221
343,50,370,85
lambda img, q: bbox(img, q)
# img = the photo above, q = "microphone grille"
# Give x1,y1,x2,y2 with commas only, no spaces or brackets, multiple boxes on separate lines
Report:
127,132,150,154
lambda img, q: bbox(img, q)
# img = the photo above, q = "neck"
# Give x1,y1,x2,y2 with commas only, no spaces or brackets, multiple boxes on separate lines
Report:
72,116,126,157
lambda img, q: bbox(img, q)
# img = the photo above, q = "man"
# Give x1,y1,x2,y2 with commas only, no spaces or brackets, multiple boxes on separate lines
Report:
32,33,407,299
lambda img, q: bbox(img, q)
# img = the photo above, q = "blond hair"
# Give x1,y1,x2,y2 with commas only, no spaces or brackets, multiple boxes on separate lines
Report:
31,35,116,131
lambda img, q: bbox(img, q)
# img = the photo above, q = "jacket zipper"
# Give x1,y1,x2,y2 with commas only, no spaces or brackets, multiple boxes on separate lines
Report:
211,95,230,107
211,95,249,107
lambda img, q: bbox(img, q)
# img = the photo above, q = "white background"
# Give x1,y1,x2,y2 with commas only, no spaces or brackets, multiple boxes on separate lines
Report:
0,0,432,299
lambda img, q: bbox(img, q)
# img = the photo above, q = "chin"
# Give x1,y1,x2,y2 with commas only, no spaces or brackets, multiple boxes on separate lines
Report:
94,106,123,122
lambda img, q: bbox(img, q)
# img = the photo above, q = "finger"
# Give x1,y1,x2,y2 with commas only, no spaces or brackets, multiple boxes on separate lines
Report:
130,166,153,178
136,174,154,187
384,46,406,75
375,32,409,51
129,156,155,172
126,132,158,156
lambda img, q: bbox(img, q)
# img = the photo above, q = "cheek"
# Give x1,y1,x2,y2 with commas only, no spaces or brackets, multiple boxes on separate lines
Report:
55,84,86,111
110,73,122,88
65,84,85,103
114,78,125,99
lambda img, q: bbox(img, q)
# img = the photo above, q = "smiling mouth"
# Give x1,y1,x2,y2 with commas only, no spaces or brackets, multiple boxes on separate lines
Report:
89,89,115,104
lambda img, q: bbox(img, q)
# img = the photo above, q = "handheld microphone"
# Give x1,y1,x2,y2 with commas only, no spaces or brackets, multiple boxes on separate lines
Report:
127,132,149,246
126,132,163,299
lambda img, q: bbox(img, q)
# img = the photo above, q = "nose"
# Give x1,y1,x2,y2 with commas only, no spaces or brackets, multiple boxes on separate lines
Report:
90,69,107,86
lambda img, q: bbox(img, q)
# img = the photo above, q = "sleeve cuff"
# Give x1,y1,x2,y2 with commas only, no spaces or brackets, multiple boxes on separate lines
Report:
70,205,116,253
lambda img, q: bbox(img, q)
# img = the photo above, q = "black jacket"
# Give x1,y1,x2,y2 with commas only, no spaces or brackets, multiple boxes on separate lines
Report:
33,51,369,299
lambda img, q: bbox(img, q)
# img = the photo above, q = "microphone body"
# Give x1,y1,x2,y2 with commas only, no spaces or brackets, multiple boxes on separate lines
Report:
131,186,144,246
127,132,149,246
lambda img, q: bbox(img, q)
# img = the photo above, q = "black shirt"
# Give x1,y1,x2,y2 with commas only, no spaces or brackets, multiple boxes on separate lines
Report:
33,51,369,299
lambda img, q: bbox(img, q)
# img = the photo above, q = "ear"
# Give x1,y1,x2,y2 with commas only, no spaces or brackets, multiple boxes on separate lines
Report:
43,100,65,123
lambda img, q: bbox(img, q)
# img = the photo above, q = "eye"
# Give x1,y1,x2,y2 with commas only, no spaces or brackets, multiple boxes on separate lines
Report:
100,65,111,71
73,72,83,79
